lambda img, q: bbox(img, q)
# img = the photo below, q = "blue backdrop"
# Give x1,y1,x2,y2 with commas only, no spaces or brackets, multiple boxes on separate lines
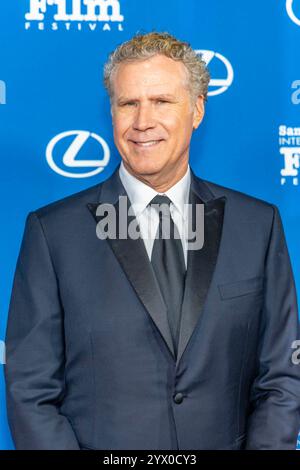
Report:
1,0,300,449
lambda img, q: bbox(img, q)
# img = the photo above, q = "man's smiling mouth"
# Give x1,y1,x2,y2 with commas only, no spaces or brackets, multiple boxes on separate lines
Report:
130,140,164,147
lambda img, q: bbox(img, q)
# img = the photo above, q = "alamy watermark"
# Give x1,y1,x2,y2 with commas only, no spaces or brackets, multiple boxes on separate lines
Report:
291,80,300,105
0,340,6,365
0,80,6,105
94,197,204,250
291,340,300,365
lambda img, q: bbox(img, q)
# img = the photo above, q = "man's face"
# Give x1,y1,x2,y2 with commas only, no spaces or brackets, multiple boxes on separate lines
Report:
110,54,204,180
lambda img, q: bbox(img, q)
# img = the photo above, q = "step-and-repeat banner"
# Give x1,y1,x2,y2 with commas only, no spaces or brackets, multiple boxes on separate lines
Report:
0,0,299,449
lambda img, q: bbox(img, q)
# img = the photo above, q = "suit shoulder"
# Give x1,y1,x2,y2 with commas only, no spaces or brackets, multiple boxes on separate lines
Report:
202,178,276,214
32,180,103,220
200,179,279,237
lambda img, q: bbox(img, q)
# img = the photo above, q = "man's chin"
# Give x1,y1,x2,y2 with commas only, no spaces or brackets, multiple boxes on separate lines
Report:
123,159,167,177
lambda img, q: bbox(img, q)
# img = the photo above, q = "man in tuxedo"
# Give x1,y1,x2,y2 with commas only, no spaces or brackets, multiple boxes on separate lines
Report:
4,32,300,450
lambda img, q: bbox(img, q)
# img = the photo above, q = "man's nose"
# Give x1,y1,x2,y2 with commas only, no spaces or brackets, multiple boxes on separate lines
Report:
132,103,156,131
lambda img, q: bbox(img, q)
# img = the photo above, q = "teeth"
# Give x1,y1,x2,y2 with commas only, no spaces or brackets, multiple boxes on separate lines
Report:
135,140,160,147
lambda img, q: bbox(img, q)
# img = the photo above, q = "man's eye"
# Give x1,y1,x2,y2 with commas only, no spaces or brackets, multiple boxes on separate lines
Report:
157,100,168,104
123,102,136,106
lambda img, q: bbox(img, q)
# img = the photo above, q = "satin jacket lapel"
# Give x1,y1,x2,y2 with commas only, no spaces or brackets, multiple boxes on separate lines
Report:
86,166,176,359
176,171,226,367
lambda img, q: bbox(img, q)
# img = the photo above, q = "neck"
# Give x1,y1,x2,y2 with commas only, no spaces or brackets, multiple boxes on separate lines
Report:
123,160,189,193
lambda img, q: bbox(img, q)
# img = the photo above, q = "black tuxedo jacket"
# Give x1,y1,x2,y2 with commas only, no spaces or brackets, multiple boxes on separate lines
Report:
4,165,300,449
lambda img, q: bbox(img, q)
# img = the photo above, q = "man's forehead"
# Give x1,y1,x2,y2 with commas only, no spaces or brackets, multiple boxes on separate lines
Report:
115,83,181,100
115,54,187,74
112,56,188,90
112,69,188,99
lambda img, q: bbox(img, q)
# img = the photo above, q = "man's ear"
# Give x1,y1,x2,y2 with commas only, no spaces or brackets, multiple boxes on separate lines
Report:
192,95,205,130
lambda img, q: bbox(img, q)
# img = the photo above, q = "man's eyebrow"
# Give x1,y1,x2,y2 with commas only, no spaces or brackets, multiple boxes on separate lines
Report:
151,94,177,100
116,94,177,103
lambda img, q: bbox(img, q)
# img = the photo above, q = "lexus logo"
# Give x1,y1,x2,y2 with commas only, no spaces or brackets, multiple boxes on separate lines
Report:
196,50,234,96
286,0,300,26
46,130,110,178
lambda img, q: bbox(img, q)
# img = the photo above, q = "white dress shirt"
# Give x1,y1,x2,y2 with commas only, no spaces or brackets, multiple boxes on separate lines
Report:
119,161,191,268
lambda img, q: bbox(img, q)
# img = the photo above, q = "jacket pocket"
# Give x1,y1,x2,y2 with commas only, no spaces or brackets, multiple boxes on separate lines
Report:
218,276,264,300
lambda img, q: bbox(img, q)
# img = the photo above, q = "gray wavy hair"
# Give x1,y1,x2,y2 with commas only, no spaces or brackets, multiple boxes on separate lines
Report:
103,31,210,103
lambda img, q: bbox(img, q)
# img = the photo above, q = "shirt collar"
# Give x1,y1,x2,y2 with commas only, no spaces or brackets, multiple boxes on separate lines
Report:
119,161,191,218
165,166,190,217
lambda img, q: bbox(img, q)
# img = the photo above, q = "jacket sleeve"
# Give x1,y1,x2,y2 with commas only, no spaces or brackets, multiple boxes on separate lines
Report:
244,204,300,449
4,211,80,449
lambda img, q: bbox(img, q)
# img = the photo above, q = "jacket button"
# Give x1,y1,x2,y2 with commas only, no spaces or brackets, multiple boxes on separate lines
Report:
173,392,184,404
